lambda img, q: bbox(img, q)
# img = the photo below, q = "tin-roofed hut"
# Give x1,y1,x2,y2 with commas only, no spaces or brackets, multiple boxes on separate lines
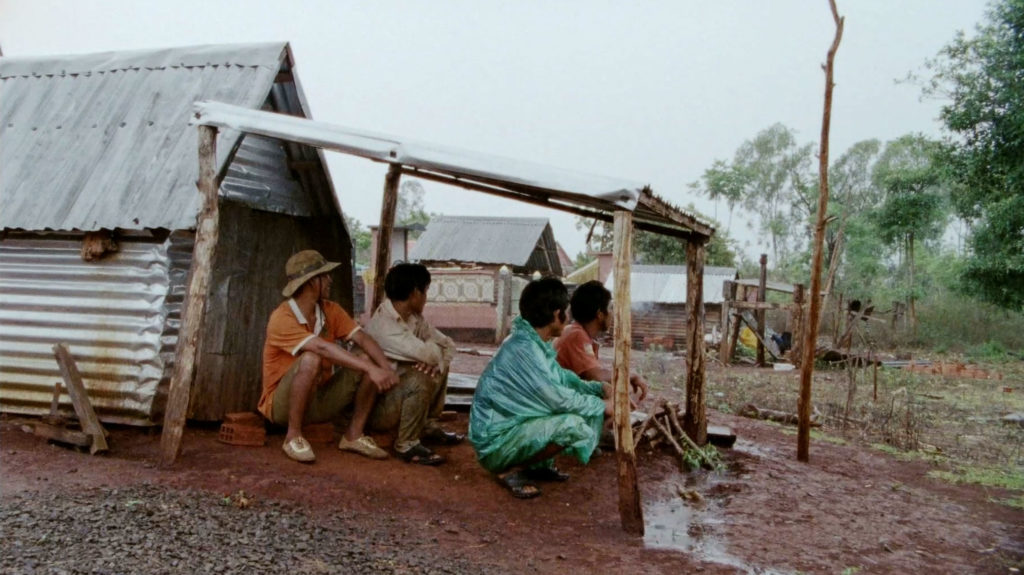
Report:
0,43,350,425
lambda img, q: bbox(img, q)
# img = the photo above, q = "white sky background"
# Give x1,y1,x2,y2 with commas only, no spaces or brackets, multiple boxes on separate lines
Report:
0,1,988,262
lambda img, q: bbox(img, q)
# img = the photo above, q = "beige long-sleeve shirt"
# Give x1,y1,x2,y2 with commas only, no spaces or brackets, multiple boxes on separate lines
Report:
363,299,455,369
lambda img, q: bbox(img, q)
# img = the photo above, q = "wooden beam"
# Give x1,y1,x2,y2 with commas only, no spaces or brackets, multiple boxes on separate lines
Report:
683,240,707,445
612,210,643,536
757,254,768,367
729,300,791,311
372,163,402,311
720,280,737,364
160,125,221,467
791,283,805,369
400,167,697,240
52,343,108,454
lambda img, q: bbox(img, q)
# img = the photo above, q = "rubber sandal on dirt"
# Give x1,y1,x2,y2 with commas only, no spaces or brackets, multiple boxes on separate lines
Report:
524,466,570,482
497,471,541,499
422,428,465,446
282,436,316,463
396,443,446,466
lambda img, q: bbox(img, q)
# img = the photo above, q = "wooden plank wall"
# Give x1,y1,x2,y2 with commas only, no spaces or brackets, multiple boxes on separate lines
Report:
188,201,351,421
627,303,722,350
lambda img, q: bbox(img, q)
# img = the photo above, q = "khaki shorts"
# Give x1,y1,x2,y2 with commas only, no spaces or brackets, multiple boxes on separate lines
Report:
269,360,362,426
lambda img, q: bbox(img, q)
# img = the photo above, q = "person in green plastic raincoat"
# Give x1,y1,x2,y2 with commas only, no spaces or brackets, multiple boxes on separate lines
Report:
469,277,613,499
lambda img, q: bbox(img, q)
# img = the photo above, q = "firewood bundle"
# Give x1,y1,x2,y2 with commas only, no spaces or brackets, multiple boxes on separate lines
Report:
632,399,719,472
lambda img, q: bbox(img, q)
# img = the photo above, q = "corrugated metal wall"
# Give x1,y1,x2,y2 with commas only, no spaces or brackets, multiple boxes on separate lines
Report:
0,231,191,425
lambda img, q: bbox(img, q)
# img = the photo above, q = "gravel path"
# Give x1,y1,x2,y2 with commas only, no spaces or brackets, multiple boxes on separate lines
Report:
0,484,506,575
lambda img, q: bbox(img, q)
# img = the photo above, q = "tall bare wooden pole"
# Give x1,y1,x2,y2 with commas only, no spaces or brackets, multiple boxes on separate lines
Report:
798,0,844,462
372,163,402,311
160,125,220,466
683,239,707,445
756,254,768,366
612,210,643,536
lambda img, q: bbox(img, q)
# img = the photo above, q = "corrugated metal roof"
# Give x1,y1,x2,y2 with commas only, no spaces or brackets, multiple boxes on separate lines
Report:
409,216,555,269
0,43,287,231
190,101,717,240
605,265,737,304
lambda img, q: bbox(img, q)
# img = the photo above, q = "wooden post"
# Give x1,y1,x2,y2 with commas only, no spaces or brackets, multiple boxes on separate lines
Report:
372,163,402,311
756,254,768,366
720,280,735,361
790,283,805,368
160,125,220,466
684,239,708,445
798,0,844,463
612,210,643,536
52,344,108,454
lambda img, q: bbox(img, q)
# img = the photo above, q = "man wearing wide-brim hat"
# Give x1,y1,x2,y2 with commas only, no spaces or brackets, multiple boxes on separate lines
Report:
259,249,402,463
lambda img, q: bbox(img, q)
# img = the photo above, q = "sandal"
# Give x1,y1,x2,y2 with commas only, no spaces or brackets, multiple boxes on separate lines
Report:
497,470,541,499
524,466,570,482
396,443,446,466
422,427,465,446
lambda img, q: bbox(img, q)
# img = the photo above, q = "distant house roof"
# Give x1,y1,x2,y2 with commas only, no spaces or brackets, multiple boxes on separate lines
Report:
409,215,562,275
566,258,599,284
605,265,738,304
736,278,797,294
1,42,338,231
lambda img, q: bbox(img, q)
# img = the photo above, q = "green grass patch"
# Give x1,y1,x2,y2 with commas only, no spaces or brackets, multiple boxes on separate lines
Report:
927,465,1024,490
988,494,1024,509
870,443,947,464
779,427,847,445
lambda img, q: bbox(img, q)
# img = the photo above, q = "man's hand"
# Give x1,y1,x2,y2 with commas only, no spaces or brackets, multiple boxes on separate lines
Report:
368,365,399,392
414,362,442,378
629,374,649,402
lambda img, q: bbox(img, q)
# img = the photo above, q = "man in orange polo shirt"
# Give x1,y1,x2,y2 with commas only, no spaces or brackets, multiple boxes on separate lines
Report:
554,280,648,404
260,250,401,463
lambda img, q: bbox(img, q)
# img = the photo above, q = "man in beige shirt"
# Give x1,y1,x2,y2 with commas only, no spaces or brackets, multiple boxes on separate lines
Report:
364,263,464,463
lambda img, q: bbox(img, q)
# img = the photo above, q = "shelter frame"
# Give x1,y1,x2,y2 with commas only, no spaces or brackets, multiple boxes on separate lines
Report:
164,101,715,533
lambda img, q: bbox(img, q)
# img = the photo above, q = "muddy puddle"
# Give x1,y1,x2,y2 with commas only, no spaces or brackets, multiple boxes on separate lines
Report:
644,463,790,574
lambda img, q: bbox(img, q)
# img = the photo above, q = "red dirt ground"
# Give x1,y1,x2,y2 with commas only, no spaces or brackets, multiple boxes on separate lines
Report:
2,347,1021,574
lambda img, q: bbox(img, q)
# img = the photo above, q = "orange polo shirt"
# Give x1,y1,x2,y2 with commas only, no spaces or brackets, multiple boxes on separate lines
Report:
553,322,602,376
258,299,360,419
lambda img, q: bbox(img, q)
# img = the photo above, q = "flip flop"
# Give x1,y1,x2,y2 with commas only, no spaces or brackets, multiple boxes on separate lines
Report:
497,470,541,499
396,443,446,466
524,466,570,482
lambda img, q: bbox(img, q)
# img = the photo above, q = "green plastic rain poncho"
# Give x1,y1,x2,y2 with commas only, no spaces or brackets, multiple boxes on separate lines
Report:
469,316,606,473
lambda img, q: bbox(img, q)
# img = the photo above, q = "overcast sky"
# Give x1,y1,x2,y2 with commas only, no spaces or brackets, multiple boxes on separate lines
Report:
0,1,988,261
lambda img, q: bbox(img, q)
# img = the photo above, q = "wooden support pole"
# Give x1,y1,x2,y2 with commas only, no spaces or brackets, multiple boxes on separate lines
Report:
756,253,768,366
160,125,220,467
799,0,844,463
791,283,805,368
612,210,643,536
52,343,108,454
372,163,402,311
684,239,707,445
720,280,735,361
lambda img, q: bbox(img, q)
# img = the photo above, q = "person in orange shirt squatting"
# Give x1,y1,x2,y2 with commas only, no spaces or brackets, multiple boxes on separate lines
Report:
554,280,649,416
260,249,429,464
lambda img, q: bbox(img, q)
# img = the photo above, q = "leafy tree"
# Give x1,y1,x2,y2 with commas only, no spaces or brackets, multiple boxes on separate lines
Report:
871,134,949,329
919,0,1024,310
817,139,882,294
344,214,372,266
691,123,816,268
397,179,432,237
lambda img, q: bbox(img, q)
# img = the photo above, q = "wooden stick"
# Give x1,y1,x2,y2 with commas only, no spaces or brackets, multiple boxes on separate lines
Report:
798,0,844,463
632,412,655,450
46,382,63,424
52,343,108,454
650,413,687,471
668,402,713,467
612,210,643,536
372,163,402,311
160,125,220,466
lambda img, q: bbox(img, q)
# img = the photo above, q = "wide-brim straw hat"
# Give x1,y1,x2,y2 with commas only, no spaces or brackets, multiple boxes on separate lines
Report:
282,250,340,297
